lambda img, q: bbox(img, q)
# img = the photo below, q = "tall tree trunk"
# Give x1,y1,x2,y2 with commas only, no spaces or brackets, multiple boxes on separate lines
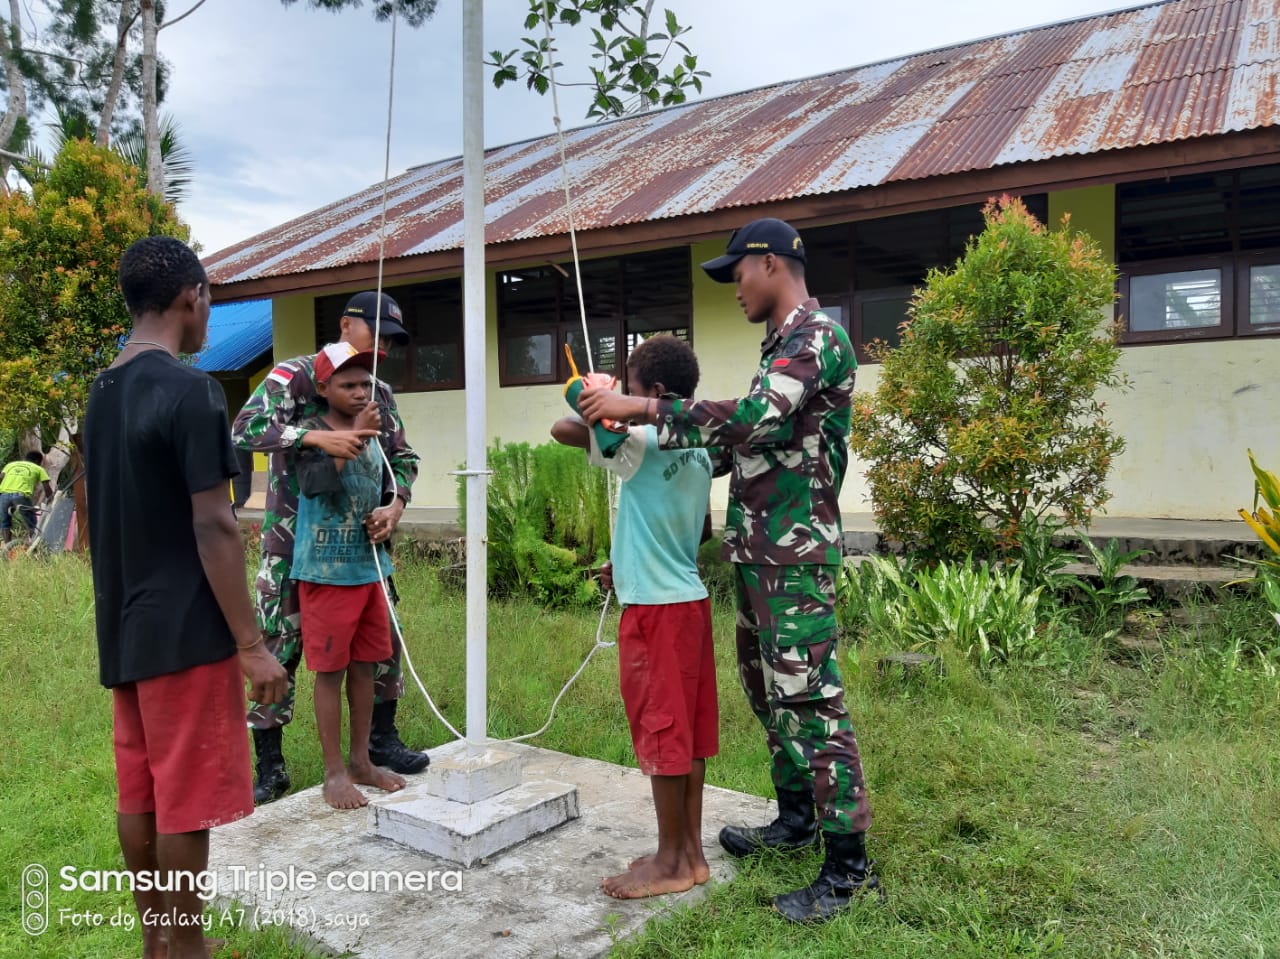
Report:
634,0,654,113
0,0,30,161
96,0,136,145
140,0,163,195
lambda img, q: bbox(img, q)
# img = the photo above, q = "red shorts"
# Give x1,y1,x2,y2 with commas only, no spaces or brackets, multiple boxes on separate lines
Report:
618,598,719,777
113,655,253,834
298,581,392,673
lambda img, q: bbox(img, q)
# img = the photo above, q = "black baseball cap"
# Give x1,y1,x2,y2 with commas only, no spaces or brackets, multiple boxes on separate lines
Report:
700,218,806,283
343,290,409,345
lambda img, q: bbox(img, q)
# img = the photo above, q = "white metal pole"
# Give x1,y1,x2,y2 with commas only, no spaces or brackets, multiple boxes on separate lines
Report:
462,0,488,745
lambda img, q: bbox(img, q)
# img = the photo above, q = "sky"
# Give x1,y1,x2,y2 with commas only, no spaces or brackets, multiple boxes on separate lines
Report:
153,0,1153,255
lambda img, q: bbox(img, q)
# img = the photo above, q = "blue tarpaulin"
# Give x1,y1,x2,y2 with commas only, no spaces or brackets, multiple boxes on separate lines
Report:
193,299,273,373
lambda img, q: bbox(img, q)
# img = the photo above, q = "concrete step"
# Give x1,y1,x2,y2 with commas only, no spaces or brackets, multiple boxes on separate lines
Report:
1058,562,1243,600
840,514,1264,568
845,554,1246,601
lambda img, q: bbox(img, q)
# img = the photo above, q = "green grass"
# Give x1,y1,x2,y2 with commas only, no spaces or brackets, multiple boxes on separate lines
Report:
2,555,1279,958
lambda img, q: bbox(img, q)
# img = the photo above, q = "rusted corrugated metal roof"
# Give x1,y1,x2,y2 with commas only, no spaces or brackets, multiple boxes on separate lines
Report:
206,0,1280,287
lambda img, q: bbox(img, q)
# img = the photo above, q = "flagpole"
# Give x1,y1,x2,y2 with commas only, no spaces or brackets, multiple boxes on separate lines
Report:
462,0,488,745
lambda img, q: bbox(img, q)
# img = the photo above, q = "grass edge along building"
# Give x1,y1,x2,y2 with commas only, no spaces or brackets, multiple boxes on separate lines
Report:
203,0,1280,523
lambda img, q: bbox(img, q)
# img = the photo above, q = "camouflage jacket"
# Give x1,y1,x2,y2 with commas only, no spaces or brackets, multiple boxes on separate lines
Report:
655,300,856,566
231,353,419,558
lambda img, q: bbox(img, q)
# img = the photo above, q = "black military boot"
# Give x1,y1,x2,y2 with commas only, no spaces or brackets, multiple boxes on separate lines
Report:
251,727,290,805
368,700,430,774
773,831,880,923
718,785,818,858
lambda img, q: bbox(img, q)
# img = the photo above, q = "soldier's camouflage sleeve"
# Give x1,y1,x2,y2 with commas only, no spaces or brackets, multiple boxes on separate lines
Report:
656,321,848,449
232,357,317,558
707,446,732,478
232,361,308,452
376,381,419,504
651,303,855,566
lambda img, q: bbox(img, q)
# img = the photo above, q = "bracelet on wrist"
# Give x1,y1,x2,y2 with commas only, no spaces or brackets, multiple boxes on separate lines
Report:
236,636,264,652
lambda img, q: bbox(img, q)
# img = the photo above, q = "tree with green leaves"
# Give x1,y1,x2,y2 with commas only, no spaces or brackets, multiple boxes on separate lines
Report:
0,137,187,542
488,0,707,120
278,0,439,27
850,196,1128,562
1,0,47,164
0,1,159,176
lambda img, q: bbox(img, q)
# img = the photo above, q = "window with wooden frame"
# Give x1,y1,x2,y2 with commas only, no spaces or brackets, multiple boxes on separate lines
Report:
804,196,1049,362
496,248,691,388
1116,165,1280,342
314,278,464,392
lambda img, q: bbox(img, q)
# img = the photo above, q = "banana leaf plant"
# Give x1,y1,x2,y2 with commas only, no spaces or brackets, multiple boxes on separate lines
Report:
1239,449,1280,577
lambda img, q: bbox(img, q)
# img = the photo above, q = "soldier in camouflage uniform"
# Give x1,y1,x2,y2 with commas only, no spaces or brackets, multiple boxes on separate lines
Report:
232,291,428,804
578,218,878,923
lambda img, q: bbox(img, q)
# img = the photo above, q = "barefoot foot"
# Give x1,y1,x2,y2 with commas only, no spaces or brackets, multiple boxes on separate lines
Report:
628,850,710,885
349,760,406,794
601,858,697,900
322,770,368,809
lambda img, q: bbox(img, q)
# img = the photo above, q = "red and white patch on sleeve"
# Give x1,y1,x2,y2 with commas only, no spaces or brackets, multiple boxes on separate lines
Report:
266,365,295,387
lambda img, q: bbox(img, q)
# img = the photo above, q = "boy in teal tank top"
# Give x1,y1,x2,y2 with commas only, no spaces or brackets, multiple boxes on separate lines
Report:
293,343,406,810
552,335,719,899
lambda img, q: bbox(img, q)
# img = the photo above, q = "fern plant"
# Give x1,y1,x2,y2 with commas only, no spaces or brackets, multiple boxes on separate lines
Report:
459,439,611,606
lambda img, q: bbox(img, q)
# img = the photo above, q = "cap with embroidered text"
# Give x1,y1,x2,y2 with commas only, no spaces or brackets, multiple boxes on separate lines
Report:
700,218,806,283
343,290,409,345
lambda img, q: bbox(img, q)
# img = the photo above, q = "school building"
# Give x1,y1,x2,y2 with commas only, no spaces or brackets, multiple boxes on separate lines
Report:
203,0,1280,522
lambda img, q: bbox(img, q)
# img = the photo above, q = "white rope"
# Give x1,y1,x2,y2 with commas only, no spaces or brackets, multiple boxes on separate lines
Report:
369,0,398,380
542,0,594,373
351,0,615,749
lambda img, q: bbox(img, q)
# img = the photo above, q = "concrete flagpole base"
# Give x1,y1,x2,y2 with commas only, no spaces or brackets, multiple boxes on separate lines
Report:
368,740,579,867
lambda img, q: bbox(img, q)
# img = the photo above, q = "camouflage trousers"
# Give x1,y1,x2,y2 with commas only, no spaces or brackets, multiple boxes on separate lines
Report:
734,563,872,835
246,551,406,730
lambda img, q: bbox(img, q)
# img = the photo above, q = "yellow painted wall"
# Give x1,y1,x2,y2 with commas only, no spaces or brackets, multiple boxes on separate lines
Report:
688,238,770,401
1041,182,1280,517
1103,339,1280,519
246,364,270,473
1049,184,1115,264
396,274,480,511
272,294,317,362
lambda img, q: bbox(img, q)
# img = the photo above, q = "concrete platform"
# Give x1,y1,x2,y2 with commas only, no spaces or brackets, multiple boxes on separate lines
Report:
369,740,582,867
207,743,771,958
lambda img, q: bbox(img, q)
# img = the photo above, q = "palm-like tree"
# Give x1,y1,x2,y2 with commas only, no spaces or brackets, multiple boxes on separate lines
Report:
113,114,193,206
21,104,193,207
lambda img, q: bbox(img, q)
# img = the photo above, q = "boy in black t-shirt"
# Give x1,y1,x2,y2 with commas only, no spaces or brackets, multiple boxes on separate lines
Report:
85,236,287,959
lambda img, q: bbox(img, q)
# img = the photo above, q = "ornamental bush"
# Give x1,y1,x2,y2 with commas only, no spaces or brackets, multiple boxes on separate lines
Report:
0,139,187,446
850,196,1127,562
